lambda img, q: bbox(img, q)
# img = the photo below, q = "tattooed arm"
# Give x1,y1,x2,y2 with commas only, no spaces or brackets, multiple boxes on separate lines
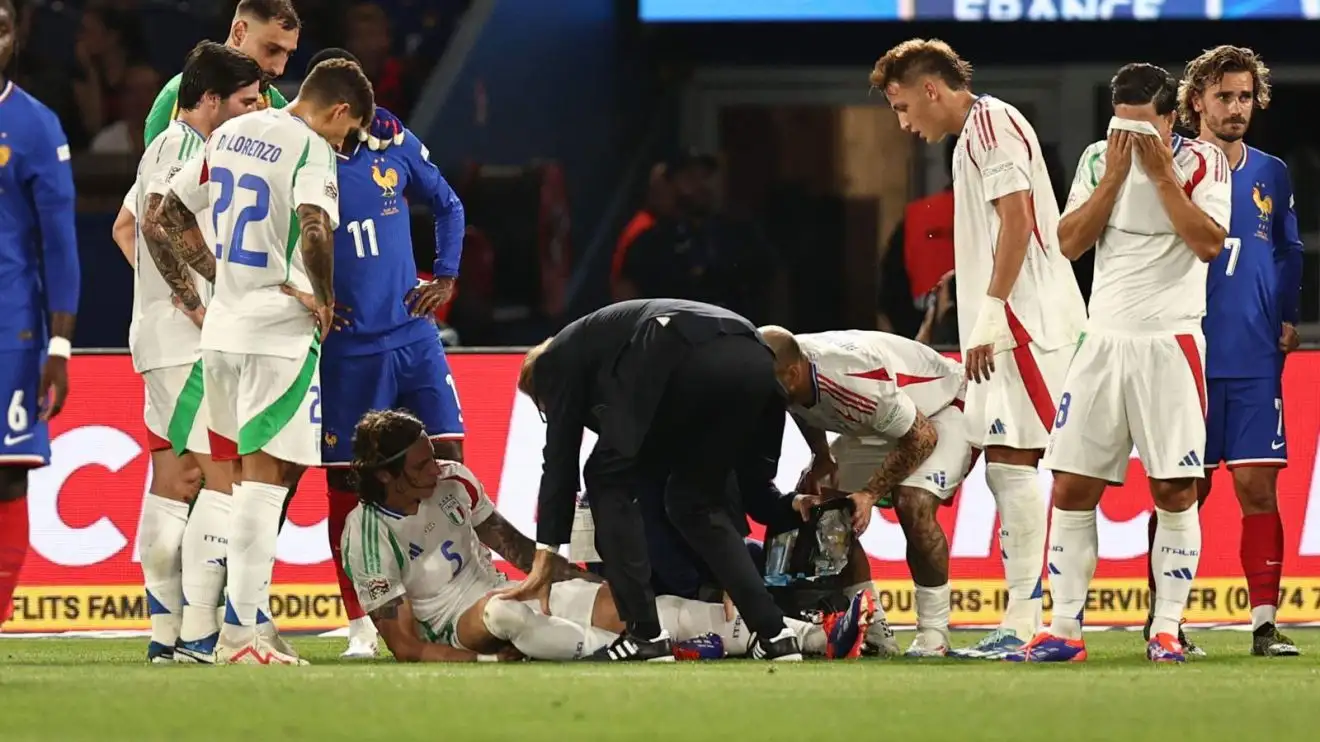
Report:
859,411,938,501
297,203,335,306
369,596,481,663
475,510,602,584
141,192,208,311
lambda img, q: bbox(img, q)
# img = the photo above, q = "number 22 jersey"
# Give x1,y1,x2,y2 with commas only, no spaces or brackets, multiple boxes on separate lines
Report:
166,108,340,359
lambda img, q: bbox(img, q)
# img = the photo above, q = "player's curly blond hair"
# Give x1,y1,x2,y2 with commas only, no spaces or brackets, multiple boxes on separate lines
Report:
869,38,973,92
1178,45,1271,133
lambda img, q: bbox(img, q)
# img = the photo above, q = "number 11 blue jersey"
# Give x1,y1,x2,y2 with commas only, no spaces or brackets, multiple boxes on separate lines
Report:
1203,145,1303,379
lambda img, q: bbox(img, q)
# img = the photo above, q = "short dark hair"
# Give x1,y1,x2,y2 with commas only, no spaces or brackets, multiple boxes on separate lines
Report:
1110,63,1178,116
178,41,263,110
1178,45,1271,133
235,0,300,31
870,38,973,92
305,47,359,78
350,410,426,506
299,57,375,123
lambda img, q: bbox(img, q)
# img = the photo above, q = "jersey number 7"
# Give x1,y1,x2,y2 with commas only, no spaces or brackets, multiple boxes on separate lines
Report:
211,166,272,268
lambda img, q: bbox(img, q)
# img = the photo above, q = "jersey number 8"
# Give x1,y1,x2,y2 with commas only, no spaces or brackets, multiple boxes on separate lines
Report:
211,166,272,268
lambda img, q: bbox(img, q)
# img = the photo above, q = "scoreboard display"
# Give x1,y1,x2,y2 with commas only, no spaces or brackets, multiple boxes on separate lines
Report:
639,0,1318,21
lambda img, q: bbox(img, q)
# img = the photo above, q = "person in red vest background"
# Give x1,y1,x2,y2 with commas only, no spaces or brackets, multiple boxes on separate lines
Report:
611,162,677,301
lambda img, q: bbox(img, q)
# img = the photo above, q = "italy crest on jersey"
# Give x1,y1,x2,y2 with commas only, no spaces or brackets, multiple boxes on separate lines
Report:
440,494,466,526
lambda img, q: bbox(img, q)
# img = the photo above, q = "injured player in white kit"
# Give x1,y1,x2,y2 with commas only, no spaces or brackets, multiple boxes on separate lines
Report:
341,410,869,662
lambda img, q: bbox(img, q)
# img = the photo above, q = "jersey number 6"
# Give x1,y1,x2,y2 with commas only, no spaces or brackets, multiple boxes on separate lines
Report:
211,166,272,268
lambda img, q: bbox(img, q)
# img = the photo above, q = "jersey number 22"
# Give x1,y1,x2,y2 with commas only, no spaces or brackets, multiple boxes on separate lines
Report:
211,166,272,268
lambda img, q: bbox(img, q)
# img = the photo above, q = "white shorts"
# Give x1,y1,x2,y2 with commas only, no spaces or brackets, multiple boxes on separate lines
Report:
832,405,973,500
142,360,210,455
965,342,1074,450
201,348,321,466
1043,331,1206,483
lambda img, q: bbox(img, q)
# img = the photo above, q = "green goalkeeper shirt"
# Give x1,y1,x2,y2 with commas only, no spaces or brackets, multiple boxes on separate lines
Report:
143,72,289,146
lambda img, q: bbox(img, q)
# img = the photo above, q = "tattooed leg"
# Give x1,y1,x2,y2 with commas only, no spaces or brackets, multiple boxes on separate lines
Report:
893,486,952,639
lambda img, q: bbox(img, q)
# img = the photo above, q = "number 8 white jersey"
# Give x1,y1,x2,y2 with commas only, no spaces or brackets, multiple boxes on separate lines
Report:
165,108,340,359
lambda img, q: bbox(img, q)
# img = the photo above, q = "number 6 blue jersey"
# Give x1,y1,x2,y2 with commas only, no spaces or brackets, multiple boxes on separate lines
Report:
1203,146,1303,379
322,129,464,359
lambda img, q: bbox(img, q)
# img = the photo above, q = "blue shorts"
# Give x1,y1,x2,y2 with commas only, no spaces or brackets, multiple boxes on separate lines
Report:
0,348,51,467
320,336,464,466
1204,377,1287,468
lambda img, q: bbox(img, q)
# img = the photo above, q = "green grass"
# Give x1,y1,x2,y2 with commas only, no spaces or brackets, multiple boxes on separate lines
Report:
2,630,1320,741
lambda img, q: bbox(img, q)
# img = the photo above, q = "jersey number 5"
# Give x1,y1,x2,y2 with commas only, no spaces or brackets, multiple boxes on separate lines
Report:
211,166,272,268
1223,237,1242,276
440,540,464,576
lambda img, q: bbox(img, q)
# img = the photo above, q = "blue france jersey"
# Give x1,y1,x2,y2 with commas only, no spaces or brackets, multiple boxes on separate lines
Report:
0,82,80,350
1203,146,1302,379
323,129,464,358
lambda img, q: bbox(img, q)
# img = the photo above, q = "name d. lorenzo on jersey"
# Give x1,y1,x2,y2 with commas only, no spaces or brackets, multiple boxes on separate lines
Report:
214,133,284,163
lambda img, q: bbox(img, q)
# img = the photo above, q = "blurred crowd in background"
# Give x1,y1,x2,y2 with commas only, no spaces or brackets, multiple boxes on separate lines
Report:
12,1,1320,351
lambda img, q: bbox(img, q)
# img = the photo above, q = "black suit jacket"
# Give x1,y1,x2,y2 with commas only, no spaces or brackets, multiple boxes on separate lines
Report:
532,299,766,544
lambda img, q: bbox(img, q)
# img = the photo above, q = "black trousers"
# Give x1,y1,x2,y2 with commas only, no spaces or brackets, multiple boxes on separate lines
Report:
585,334,789,640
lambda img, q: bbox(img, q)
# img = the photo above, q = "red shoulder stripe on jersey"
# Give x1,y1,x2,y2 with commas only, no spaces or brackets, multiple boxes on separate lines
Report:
441,472,480,509
199,159,209,184
1183,150,1207,198
1004,112,1033,162
975,108,998,151
964,136,980,172
815,374,877,415
846,367,943,387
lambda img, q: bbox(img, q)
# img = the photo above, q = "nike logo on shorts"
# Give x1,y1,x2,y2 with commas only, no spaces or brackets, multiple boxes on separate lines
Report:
3,433,33,446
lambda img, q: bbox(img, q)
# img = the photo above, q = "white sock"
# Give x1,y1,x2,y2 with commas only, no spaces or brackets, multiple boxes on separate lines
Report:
1045,507,1098,640
1151,504,1201,638
482,597,592,660
914,583,951,635
348,616,377,642
1251,604,1277,631
223,482,285,628
986,463,1047,635
180,489,230,643
139,494,190,648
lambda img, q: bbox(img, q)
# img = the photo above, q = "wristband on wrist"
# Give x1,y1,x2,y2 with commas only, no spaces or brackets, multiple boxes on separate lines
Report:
48,337,72,359
477,654,498,663
535,543,559,553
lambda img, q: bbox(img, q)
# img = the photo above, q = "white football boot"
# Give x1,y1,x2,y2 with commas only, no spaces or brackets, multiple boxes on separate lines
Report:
340,617,379,660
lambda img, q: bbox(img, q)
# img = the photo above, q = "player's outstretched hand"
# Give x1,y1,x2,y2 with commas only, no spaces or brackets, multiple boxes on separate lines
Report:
1281,322,1300,354
1104,130,1134,183
171,295,206,329
406,278,455,317
280,284,353,331
1132,133,1175,182
37,356,69,421
361,107,405,151
965,343,995,383
846,491,879,535
496,548,556,615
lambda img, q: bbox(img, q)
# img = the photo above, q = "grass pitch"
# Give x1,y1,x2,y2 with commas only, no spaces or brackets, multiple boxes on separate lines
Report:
2,630,1319,741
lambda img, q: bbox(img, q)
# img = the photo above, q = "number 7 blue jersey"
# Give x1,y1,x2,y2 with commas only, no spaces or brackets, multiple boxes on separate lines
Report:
323,129,464,358
1203,145,1303,379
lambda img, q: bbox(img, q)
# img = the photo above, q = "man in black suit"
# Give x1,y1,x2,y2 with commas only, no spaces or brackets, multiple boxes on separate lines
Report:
503,299,803,661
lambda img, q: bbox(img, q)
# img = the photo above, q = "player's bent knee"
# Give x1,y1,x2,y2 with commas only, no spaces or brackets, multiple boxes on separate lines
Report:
0,468,28,501
483,596,534,640
1049,471,1106,510
893,487,938,524
1149,478,1199,511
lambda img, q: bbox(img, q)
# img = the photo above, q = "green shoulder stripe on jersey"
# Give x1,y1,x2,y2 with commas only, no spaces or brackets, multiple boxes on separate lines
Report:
342,524,357,583
1085,148,1103,188
383,524,406,571
284,139,313,282
361,508,379,573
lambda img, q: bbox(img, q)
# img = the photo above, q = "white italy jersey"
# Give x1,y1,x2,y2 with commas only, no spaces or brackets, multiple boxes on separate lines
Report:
951,95,1086,352
166,108,340,359
342,462,506,642
791,330,965,441
130,121,211,372
1064,134,1231,335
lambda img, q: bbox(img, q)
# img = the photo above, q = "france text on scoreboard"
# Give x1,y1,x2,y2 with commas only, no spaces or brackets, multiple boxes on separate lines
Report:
10,352,1320,631
639,0,1319,21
